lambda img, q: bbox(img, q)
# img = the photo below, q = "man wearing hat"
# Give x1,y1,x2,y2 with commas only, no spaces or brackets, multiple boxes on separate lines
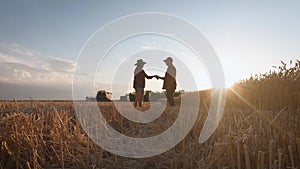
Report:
133,59,155,108
156,57,177,106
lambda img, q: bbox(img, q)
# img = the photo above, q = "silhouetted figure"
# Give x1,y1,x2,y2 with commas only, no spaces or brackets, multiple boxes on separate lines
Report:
133,59,154,108
156,57,177,106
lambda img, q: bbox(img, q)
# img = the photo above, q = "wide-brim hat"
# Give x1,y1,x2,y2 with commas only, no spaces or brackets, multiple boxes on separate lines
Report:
135,59,146,65
163,57,173,63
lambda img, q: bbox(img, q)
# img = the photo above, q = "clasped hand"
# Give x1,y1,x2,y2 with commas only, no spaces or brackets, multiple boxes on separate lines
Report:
150,75,160,80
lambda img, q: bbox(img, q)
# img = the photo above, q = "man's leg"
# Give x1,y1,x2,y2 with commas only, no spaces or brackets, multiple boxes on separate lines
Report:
138,90,144,107
166,88,175,106
135,90,144,107
134,89,138,107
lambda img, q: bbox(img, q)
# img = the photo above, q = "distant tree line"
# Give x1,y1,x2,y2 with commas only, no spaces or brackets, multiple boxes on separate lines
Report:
127,90,184,102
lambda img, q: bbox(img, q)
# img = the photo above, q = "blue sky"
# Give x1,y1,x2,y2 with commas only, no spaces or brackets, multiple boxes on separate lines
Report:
0,0,299,99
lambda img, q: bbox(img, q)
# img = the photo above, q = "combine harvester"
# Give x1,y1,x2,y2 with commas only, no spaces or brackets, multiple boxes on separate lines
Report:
86,90,112,102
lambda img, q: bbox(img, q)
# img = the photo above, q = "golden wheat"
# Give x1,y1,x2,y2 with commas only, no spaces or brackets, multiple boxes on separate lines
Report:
0,100,299,169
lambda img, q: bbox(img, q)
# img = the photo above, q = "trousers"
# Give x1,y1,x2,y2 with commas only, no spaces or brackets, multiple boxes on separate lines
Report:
166,88,175,106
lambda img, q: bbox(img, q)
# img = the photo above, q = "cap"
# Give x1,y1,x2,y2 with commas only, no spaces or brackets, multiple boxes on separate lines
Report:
163,57,173,63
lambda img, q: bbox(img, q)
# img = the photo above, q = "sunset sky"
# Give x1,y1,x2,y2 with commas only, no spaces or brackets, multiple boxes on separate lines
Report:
0,0,299,100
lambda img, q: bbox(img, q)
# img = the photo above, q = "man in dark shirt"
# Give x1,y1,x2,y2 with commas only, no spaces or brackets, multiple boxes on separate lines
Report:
156,57,177,106
133,59,154,108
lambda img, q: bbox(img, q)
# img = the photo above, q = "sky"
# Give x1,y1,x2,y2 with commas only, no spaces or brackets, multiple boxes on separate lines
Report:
0,0,299,100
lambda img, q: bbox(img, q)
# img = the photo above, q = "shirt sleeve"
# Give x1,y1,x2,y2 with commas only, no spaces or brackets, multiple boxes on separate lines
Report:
143,70,152,79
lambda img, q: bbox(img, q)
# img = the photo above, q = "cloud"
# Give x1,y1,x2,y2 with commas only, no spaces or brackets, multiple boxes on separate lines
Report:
0,81,72,100
0,43,76,99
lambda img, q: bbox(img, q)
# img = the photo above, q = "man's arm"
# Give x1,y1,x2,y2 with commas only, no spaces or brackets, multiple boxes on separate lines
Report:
146,75,155,79
155,75,164,80
144,71,155,79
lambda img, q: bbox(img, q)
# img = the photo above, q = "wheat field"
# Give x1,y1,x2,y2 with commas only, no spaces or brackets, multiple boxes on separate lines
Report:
0,99,299,169
1,61,300,169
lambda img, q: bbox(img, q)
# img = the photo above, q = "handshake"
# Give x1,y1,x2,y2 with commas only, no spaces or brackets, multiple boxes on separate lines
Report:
150,75,162,80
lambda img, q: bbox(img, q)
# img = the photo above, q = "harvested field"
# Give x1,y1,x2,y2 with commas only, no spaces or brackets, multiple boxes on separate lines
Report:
0,99,299,169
